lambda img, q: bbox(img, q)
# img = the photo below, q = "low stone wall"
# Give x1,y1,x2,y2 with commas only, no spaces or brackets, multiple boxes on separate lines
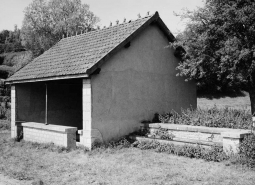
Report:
21,122,77,149
140,123,252,154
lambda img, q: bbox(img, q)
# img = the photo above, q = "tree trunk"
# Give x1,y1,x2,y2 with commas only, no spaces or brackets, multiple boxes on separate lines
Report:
249,87,255,116
248,76,255,115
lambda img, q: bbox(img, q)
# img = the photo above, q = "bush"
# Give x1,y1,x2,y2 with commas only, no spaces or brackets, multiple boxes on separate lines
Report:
236,133,255,168
156,106,252,129
150,128,175,140
0,106,10,120
0,120,11,130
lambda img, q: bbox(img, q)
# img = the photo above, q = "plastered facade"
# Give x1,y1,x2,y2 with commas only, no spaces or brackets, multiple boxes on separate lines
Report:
90,25,196,143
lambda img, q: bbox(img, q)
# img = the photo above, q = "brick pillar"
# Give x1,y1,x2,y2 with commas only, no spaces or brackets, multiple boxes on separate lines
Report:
81,78,92,149
11,85,17,138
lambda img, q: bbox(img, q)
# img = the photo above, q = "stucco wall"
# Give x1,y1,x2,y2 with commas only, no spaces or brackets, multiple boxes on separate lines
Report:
91,24,196,142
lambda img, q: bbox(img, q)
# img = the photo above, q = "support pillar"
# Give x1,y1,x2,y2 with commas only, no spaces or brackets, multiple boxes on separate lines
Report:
81,78,92,149
11,85,17,138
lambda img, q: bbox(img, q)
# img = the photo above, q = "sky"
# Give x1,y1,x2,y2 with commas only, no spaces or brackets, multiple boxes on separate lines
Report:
0,0,204,35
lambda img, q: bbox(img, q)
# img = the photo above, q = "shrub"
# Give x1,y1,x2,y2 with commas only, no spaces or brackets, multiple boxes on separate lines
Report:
0,120,10,130
0,106,10,120
236,133,255,168
156,106,252,129
150,128,175,140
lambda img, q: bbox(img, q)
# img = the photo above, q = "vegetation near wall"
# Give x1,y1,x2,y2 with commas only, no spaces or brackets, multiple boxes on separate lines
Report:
143,106,252,130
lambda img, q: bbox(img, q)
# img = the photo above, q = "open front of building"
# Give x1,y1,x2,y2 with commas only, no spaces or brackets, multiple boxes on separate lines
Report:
11,78,93,148
15,79,82,128
11,79,86,148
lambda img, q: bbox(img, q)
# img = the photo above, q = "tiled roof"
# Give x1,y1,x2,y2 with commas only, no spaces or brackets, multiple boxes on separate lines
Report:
7,12,174,83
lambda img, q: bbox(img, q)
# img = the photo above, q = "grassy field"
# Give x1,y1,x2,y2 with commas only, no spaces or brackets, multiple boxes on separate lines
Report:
197,91,251,110
0,133,255,185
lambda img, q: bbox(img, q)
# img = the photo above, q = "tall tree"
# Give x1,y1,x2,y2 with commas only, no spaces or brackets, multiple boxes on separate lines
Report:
175,0,255,114
0,26,24,54
22,0,99,57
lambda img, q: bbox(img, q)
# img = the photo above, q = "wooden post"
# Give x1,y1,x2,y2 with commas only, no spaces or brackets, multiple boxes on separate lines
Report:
45,83,48,125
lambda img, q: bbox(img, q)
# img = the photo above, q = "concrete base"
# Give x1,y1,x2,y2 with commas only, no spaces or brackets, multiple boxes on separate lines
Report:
78,129,103,149
21,122,77,149
221,131,251,154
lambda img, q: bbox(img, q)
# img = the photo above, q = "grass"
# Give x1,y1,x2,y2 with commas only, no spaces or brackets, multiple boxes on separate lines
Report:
197,91,251,110
0,133,255,185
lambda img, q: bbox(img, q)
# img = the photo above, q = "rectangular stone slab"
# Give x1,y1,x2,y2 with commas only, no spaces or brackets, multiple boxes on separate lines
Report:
22,122,77,133
21,122,77,149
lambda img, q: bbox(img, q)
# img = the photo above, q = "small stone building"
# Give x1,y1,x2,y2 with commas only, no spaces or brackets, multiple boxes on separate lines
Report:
6,12,196,148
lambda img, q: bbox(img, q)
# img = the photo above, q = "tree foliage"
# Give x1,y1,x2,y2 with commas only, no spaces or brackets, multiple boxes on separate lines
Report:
22,0,99,57
0,25,24,54
175,0,255,113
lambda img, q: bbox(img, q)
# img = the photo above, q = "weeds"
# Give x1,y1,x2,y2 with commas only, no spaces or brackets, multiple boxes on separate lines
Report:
150,128,175,140
232,133,255,168
132,140,229,162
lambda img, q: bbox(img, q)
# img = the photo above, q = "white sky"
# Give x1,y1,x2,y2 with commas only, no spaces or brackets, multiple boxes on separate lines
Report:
0,0,204,35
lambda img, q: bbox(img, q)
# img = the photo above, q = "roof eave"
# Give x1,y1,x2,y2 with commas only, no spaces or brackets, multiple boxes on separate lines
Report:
5,73,89,84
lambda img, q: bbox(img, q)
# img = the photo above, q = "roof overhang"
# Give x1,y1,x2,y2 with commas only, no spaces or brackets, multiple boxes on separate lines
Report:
5,73,89,84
